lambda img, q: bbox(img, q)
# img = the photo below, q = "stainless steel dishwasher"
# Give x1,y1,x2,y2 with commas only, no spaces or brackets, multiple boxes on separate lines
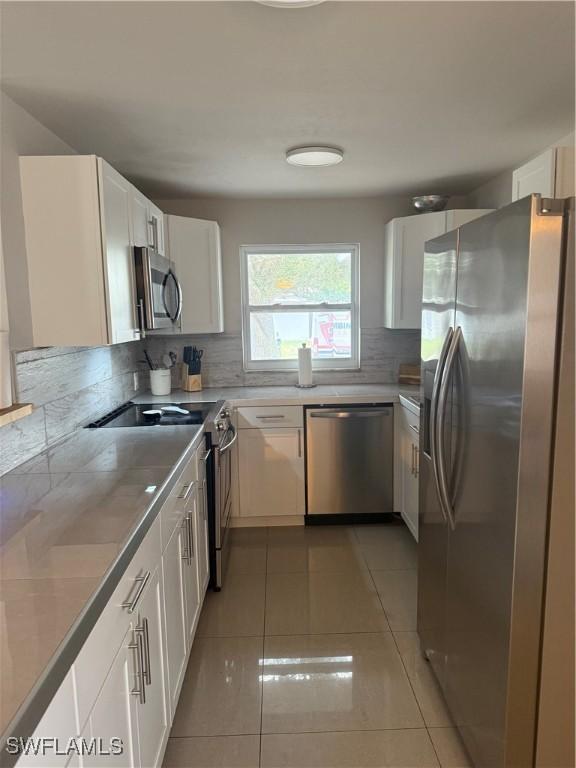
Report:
305,405,394,519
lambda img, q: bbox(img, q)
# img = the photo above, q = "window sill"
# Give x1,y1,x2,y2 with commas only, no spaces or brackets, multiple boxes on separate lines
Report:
0,403,34,428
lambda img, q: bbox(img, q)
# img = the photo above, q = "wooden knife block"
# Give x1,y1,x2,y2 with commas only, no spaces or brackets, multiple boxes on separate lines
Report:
181,364,202,392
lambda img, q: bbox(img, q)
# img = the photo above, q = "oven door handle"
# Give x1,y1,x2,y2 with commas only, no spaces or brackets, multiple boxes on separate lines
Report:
219,427,237,455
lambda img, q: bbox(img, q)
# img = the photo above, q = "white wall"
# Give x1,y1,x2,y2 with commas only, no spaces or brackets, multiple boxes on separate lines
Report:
156,196,418,333
466,131,575,209
0,91,76,350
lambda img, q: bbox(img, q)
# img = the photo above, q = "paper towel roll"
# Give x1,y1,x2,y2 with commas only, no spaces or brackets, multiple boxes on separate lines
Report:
298,344,313,387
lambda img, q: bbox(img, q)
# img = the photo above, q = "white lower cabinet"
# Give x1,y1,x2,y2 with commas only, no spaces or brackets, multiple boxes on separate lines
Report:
162,523,188,717
83,629,139,768
238,427,305,518
14,441,210,768
133,567,169,768
395,404,420,541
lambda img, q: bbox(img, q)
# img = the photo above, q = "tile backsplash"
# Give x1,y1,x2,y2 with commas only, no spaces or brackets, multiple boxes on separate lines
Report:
144,328,420,388
0,342,142,476
0,328,420,476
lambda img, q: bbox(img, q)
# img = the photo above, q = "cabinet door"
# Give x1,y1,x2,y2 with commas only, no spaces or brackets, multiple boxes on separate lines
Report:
512,149,556,201
238,428,305,517
384,212,445,329
195,448,210,597
166,216,224,334
182,489,201,647
161,523,188,717
135,567,169,768
131,188,152,248
83,627,139,768
399,408,420,541
15,671,79,768
98,160,139,343
403,438,419,542
148,203,165,257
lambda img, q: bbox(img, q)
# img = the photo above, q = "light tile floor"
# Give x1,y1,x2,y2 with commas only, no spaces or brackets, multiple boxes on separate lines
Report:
163,523,472,768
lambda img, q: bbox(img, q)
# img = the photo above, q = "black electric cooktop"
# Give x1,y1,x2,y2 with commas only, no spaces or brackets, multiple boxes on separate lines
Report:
87,401,217,428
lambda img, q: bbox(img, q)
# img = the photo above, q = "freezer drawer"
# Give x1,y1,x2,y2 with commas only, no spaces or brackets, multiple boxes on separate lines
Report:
306,405,394,515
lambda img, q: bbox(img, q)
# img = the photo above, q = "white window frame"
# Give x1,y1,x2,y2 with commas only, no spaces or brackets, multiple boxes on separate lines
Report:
240,243,360,372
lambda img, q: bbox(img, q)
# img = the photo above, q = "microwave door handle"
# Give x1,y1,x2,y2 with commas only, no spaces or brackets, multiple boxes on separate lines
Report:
163,270,182,323
173,272,183,323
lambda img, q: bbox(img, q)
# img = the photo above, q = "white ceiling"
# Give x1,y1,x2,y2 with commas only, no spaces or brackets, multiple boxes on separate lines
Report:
1,1,574,198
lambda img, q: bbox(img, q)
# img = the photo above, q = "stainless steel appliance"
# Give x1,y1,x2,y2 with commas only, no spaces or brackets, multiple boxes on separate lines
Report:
305,405,394,519
134,246,182,331
208,406,236,589
418,195,574,767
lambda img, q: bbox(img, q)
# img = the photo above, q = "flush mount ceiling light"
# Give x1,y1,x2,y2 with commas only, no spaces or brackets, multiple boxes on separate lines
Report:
286,146,344,167
258,0,325,7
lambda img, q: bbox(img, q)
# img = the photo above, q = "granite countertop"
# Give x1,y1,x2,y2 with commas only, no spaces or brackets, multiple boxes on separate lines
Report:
134,382,420,407
0,424,205,741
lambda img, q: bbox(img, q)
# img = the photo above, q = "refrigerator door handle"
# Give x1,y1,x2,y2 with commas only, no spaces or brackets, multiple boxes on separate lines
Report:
436,326,462,529
430,327,454,524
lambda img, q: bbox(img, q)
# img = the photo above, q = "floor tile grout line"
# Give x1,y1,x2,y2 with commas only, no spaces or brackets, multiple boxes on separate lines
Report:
365,566,393,633
259,528,270,768
426,726,445,768
368,563,443,765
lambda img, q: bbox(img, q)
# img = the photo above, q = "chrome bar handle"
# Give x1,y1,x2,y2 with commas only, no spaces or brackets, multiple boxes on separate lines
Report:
141,618,151,686
414,446,419,478
430,328,454,523
148,218,158,251
186,513,195,561
297,429,302,458
129,630,146,704
181,518,191,564
178,481,196,501
436,326,462,530
409,423,420,435
200,449,211,463
122,571,151,613
136,299,146,339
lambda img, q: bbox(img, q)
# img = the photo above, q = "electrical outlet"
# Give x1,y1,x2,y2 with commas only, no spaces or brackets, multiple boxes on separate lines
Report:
133,371,140,392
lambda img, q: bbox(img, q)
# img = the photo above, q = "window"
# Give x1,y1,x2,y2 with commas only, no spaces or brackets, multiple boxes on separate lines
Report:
240,244,359,370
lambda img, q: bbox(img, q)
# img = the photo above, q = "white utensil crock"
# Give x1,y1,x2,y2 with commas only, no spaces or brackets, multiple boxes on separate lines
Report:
150,369,171,396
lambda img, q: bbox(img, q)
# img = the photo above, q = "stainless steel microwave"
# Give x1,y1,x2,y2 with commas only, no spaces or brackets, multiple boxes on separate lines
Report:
134,247,182,331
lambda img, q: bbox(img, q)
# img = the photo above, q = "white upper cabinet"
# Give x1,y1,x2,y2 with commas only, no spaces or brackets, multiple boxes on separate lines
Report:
19,155,166,347
99,160,140,344
166,215,224,334
383,208,493,329
512,147,575,201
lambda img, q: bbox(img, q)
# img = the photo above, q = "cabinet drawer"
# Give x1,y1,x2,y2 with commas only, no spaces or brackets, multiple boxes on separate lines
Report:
74,514,161,729
160,452,199,551
236,405,303,429
400,403,420,440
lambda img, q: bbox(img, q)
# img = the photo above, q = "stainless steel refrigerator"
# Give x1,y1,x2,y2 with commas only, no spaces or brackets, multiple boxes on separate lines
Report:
417,195,574,768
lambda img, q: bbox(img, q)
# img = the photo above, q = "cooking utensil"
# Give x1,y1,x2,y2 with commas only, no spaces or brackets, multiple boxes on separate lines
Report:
143,350,156,370
161,405,189,415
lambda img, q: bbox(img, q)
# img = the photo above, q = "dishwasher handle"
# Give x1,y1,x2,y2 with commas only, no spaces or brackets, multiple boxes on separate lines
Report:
309,409,392,419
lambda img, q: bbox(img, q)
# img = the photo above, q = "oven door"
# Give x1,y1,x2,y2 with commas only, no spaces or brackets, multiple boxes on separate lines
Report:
135,247,182,330
215,425,237,551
